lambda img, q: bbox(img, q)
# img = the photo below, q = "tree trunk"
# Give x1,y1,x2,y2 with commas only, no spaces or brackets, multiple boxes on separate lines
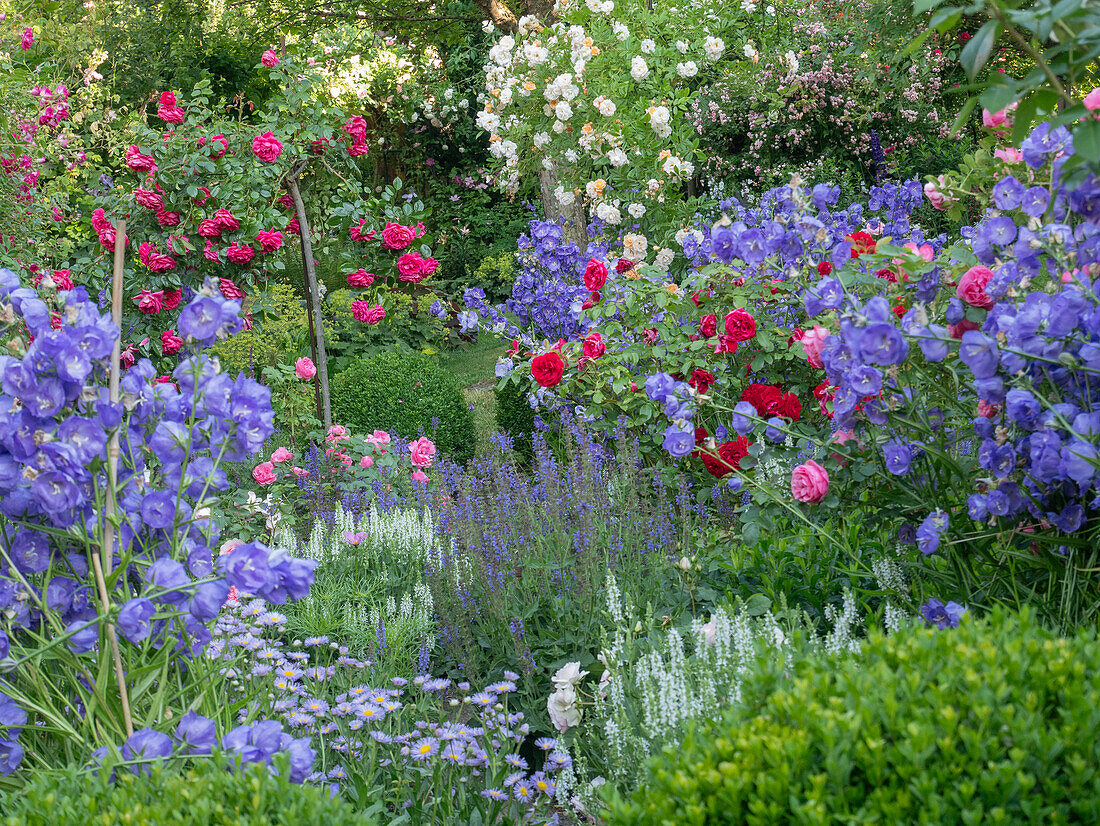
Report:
475,0,518,31
538,166,588,251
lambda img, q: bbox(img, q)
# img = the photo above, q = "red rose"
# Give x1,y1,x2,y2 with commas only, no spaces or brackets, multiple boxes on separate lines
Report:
582,332,606,359
582,291,601,310
817,261,833,276
688,368,716,394
892,304,907,318
584,258,608,291
256,229,283,253
741,383,782,416
615,258,633,274
846,231,876,258
701,437,750,478
161,289,181,309
198,219,221,238
724,308,757,342
699,314,717,337
213,209,239,231
876,267,897,283
714,335,739,355
531,351,565,387
777,392,801,422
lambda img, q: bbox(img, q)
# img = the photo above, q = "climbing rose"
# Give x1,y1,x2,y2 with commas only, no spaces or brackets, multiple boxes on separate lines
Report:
582,332,605,359
351,301,385,324
251,131,283,162
226,243,255,264
219,278,245,300
261,49,280,67
381,222,415,250
583,258,608,291
255,229,283,252
160,329,183,356
347,269,374,288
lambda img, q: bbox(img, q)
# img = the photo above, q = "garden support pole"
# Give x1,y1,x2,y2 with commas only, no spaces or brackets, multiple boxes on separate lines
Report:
98,221,134,738
287,177,333,429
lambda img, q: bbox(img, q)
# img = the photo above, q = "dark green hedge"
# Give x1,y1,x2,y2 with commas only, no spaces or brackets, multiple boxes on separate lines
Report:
331,350,475,464
607,608,1100,824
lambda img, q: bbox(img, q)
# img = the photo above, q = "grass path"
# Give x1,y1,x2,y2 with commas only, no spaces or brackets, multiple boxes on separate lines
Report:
434,336,502,455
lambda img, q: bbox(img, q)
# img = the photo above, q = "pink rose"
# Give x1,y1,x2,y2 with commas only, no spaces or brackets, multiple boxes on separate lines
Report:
326,425,349,443
198,219,222,238
366,430,391,453
397,252,426,282
982,107,1008,129
226,242,256,264
582,332,606,359
977,399,1001,419
291,466,309,478
160,329,183,356
209,135,229,159
134,188,163,211
219,278,245,300
256,229,283,252
1085,87,1100,112
800,324,830,368
134,288,164,315
203,241,221,263
261,49,280,67
252,131,283,162
994,147,1023,164
411,470,429,483
271,446,294,463
155,208,180,227
349,219,375,242
923,180,946,210
791,459,829,504
213,209,239,231
408,436,437,469
20,27,34,51
219,538,244,556
344,116,368,143
382,222,415,250
252,461,277,486
347,269,375,287
956,265,994,309
359,455,374,469
351,300,386,324
295,357,316,380
125,145,157,173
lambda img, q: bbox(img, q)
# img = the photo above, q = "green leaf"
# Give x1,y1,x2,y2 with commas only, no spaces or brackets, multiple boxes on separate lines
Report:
1074,118,1100,163
960,20,998,80
913,0,948,14
744,594,772,616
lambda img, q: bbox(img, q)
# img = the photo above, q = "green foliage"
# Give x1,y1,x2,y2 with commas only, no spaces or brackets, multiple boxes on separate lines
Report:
0,756,372,826
429,195,528,302
606,608,1100,825
494,377,536,463
324,288,451,372
330,349,475,463
209,283,308,379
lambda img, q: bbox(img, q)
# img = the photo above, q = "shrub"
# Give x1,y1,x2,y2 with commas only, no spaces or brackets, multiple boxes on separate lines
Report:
209,283,308,379
330,350,475,464
494,377,536,463
606,608,1100,825
0,756,372,826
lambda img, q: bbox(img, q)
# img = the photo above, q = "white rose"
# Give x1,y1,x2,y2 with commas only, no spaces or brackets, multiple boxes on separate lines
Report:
676,39,689,54
704,36,725,61
701,617,717,647
552,661,589,689
555,101,573,121
547,686,582,733
630,55,649,81
608,147,628,168
627,202,646,218
677,61,698,78
612,21,629,40
640,38,656,54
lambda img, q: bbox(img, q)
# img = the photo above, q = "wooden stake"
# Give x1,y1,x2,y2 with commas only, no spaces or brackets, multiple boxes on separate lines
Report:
287,178,332,429
99,221,134,738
